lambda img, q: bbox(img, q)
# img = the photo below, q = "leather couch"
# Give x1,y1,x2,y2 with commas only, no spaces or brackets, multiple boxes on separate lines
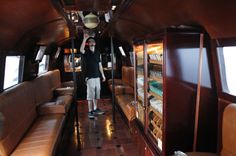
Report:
108,66,136,122
0,69,73,156
33,70,73,115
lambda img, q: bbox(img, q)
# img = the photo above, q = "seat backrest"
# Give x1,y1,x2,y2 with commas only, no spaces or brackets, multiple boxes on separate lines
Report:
50,69,61,89
127,67,134,88
42,69,61,90
121,66,134,86
221,104,236,156
0,82,36,156
121,66,130,85
33,74,54,106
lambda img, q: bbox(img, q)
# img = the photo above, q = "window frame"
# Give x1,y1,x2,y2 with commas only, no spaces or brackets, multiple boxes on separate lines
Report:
38,55,49,75
216,38,236,98
3,55,25,90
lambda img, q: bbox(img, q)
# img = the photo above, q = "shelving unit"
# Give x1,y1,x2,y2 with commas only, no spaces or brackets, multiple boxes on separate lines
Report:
134,41,164,153
133,28,210,156
147,42,164,151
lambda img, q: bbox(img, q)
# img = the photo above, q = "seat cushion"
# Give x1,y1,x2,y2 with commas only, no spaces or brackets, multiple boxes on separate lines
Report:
37,102,67,115
38,95,72,115
11,115,65,156
116,95,135,121
55,95,72,112
113,85,134,95
61,81,74,88
54,87,74,96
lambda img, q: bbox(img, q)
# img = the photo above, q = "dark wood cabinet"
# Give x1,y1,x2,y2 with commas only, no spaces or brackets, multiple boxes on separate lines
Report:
133,28,218,155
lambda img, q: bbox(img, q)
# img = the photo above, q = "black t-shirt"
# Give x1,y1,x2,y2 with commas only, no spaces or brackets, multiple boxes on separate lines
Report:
81,49,101,79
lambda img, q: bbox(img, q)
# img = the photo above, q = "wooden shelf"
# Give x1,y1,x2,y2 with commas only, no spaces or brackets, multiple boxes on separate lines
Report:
137,102,145,125
149,127,162,143
150,77,163,83
137,73,144,77
150,120,162,130
149,60,162,65
138,95,144,103
150,106,162,119
148,130,163,152
149,91,162,100
150,130,159,142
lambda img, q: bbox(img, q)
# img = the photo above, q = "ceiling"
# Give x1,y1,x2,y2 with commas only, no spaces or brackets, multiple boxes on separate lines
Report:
1,0,236,51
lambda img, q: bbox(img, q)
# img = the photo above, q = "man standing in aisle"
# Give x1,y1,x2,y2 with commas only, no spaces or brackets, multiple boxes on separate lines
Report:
80,32,106,119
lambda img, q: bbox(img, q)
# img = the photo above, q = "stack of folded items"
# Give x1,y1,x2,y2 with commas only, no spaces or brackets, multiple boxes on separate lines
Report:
150,70,162,78
149,81,163,97
149,97,163,114
137,88,144,100
137,76,144,87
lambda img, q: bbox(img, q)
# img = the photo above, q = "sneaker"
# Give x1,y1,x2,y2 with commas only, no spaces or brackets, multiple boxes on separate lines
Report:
88,111,95,119
93,108,105,115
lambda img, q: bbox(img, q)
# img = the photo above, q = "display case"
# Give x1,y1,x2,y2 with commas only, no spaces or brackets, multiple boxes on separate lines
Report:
147,42,164,151
133,28,215,156
135,44,145,126
134,42,164,152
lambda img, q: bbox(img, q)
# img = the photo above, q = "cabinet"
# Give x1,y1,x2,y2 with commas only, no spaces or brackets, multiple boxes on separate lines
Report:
133,28,215,156
147,42,164,151
134,41,164,153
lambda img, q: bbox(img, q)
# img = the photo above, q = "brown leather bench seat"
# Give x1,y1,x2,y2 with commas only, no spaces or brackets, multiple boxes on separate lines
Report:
108,66,136,122
11,115,64,156
34,70,73,115
0,69,72,156
108,66,133,92
186,104,236,156
116,95,136,121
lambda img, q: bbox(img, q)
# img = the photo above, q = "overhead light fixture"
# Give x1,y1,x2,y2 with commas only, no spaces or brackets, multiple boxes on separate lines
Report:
112,5,116,10
83,12,100,29
119,46,126,56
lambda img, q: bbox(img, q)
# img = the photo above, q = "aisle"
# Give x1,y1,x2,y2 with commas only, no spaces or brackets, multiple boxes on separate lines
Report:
65,99,139,156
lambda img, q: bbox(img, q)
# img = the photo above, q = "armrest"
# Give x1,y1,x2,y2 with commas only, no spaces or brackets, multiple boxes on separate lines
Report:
54,87,74,96
114,85,134,95
61,81,74,88
37,102,66,115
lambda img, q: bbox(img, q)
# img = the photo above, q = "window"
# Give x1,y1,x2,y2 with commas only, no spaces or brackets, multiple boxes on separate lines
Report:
35,46,46,61
38,55,49,75
218,46,236,95
54,47,61,59
4,56,24,89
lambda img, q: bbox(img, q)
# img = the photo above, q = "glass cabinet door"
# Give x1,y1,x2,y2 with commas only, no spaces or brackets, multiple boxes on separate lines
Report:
135,45,145,126
147,42,164,151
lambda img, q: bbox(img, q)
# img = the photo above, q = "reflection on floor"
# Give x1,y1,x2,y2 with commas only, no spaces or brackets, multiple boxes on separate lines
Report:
65,99,139,156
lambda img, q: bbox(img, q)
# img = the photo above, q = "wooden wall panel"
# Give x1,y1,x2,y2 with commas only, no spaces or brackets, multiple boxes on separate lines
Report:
165,32,218,155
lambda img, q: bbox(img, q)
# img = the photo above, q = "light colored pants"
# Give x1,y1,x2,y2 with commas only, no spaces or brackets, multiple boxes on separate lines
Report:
86,77,101,100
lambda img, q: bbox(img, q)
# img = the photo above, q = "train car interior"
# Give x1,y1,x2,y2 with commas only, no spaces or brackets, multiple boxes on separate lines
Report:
1,0,236,156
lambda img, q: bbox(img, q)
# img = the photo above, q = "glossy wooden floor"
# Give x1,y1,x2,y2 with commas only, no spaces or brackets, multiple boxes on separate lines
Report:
65,99,139,156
